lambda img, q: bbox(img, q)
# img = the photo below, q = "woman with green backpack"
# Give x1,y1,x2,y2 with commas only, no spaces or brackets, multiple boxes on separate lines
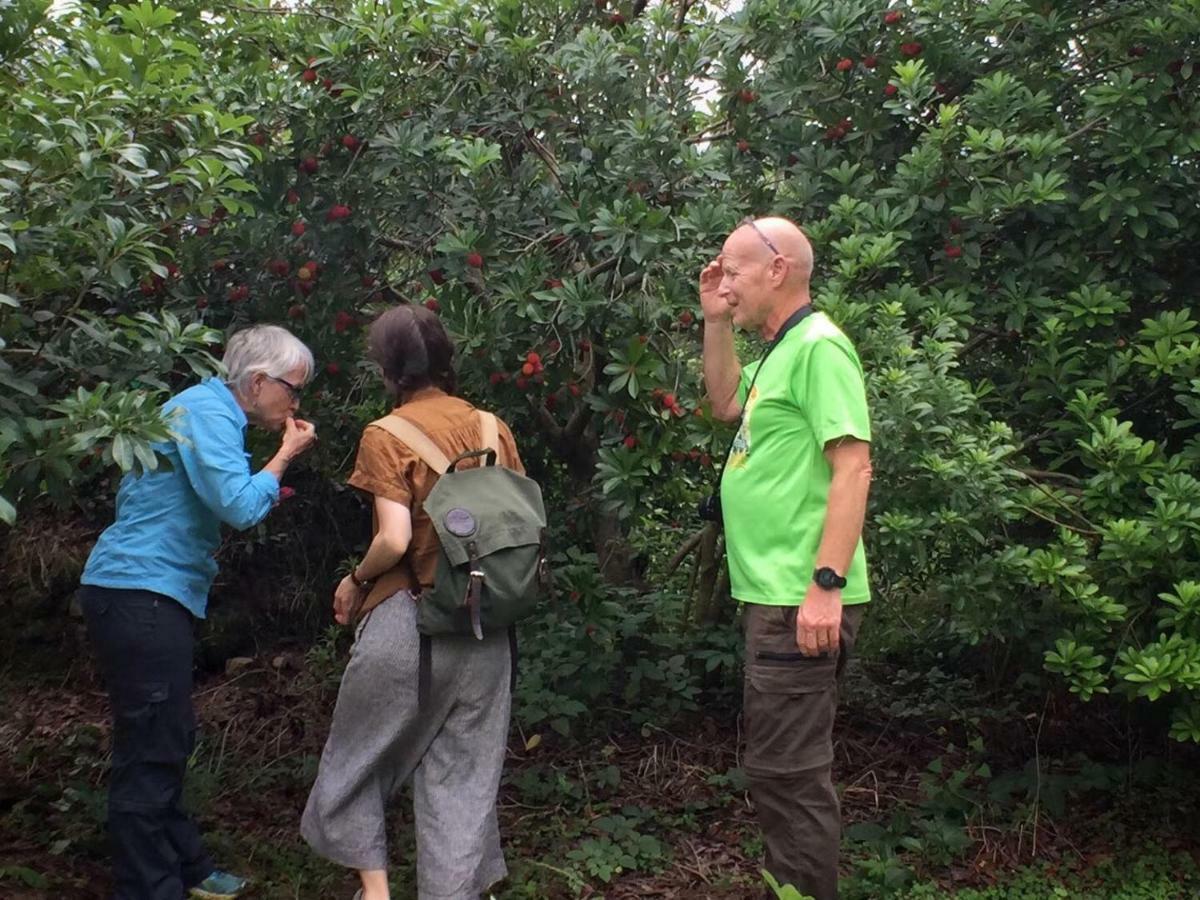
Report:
302,304,547,900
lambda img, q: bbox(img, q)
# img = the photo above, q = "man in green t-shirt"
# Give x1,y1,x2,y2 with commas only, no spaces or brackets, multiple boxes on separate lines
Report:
701,217,873,900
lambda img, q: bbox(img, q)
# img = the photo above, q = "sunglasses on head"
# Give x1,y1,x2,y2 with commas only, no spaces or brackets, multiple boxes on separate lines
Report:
740,216,780,256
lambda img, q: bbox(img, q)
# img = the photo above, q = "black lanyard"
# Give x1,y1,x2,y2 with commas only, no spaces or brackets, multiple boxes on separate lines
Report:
712,304,814,493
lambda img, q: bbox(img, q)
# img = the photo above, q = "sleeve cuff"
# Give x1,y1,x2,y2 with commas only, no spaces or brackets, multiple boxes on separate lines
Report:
815,425,872,447
348,473,413,507
251,469,281,501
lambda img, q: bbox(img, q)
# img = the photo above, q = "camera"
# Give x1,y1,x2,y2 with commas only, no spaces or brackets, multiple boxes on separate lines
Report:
697,494,722,523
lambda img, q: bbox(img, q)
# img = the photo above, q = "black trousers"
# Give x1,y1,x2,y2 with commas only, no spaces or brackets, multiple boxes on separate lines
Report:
79,586,213,900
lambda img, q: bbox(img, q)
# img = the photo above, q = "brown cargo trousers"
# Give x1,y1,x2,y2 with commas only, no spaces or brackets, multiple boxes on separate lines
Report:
743,602,866,900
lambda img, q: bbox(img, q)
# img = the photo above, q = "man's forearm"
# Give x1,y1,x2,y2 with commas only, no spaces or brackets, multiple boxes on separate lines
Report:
814,467,872,578
355,532,408,583
703,321,742,421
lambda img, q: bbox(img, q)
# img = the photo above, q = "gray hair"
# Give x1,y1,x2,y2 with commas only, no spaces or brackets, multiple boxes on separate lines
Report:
223,325,314,390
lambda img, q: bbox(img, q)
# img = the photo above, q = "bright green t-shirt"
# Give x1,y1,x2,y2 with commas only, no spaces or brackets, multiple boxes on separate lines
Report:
720,311,872,606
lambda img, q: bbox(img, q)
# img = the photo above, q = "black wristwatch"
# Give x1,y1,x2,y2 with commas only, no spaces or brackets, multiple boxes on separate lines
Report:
813,567,847,590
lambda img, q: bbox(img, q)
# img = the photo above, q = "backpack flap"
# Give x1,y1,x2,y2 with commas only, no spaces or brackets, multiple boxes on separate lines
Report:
425,466,547,566
418,465,548,637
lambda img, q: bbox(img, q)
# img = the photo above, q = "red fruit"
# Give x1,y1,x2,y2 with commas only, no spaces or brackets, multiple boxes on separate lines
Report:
949,217,963,234
195,296,208,309
585,624,596,637
521,362,535,376
637,334,648,344
489,372,504,386
689,449,700,460
303,259,320,275
545,395,558,411
700,453,712,467
228,284,249,302
212,259,227,272
568,383,581,397
548,339,562,353
609,12,625,25
326,204,351,222
429,268,446,285
526,351,541,366
944,244,962,259
268,259,290,278
251,132,267,147
836,57,854,72
900,42,923,58
883,10,902,24
291,221,306,237
623,435,637,449
548,234,568,248
662,393,676,409
543,278,563,289
935,82,950,96
286,189,300,204
1167,59,1184,75
738,88,757,104
671,451,685,462
466,252,484,268
278,486,296,502
326,362,341,376
361,276,376,288
863,55,879,69
333,310,356,333
323,78,337,93
515,376,529,391
297,266,313,283
302,68,317,83
578,338,592,352
1127,46,1147,59
679,310,694,326
693,407,703,418
287,304,306,320
299,156,318,174
341,135,360,151
825,125,847,141
297,280,315,296
424,298,440,312
884,83,899,97
736,139,751,153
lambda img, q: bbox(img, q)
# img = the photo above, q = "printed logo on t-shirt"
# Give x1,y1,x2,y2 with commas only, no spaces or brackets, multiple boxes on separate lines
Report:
727,385,760,470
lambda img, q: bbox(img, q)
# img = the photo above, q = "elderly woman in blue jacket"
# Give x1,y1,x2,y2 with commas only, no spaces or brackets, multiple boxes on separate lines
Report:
78,324,317,900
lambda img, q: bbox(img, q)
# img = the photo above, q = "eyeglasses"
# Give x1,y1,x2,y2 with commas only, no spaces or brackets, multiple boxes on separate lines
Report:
740,216,780,256
267,374,303,401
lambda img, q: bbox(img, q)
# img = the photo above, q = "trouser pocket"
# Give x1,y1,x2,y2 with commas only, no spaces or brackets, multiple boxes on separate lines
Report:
743,604,841,773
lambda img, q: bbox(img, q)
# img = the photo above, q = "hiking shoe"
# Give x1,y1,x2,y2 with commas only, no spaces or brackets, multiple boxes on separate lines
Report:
189,870,249,899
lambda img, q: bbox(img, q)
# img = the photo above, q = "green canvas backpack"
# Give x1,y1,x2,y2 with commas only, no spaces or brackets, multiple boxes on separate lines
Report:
368,409,550,705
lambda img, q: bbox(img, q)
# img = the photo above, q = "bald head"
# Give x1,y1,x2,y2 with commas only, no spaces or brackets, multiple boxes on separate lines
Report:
714,216,814,338
726,217,814,289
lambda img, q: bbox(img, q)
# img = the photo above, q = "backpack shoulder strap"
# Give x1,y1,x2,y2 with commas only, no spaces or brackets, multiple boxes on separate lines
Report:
368,414,451,475
478,410,499,459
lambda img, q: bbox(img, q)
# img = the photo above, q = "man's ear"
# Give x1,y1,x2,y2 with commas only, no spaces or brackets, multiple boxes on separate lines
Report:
771,254,788,285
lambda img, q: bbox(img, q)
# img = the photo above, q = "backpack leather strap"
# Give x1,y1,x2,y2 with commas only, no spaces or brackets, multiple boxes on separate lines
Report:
477,410,499,461
368,414,451,475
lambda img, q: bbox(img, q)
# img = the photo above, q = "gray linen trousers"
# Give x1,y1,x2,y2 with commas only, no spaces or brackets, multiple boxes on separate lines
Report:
301,591,512,899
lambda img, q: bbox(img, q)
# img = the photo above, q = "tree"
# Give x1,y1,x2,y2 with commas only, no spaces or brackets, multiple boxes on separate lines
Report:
2,0,1198,736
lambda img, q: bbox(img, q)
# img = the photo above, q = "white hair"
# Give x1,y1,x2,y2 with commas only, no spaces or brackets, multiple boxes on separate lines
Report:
223,325,314,389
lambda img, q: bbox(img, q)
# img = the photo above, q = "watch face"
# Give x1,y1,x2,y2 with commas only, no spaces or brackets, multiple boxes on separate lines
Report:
815,568,844,589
